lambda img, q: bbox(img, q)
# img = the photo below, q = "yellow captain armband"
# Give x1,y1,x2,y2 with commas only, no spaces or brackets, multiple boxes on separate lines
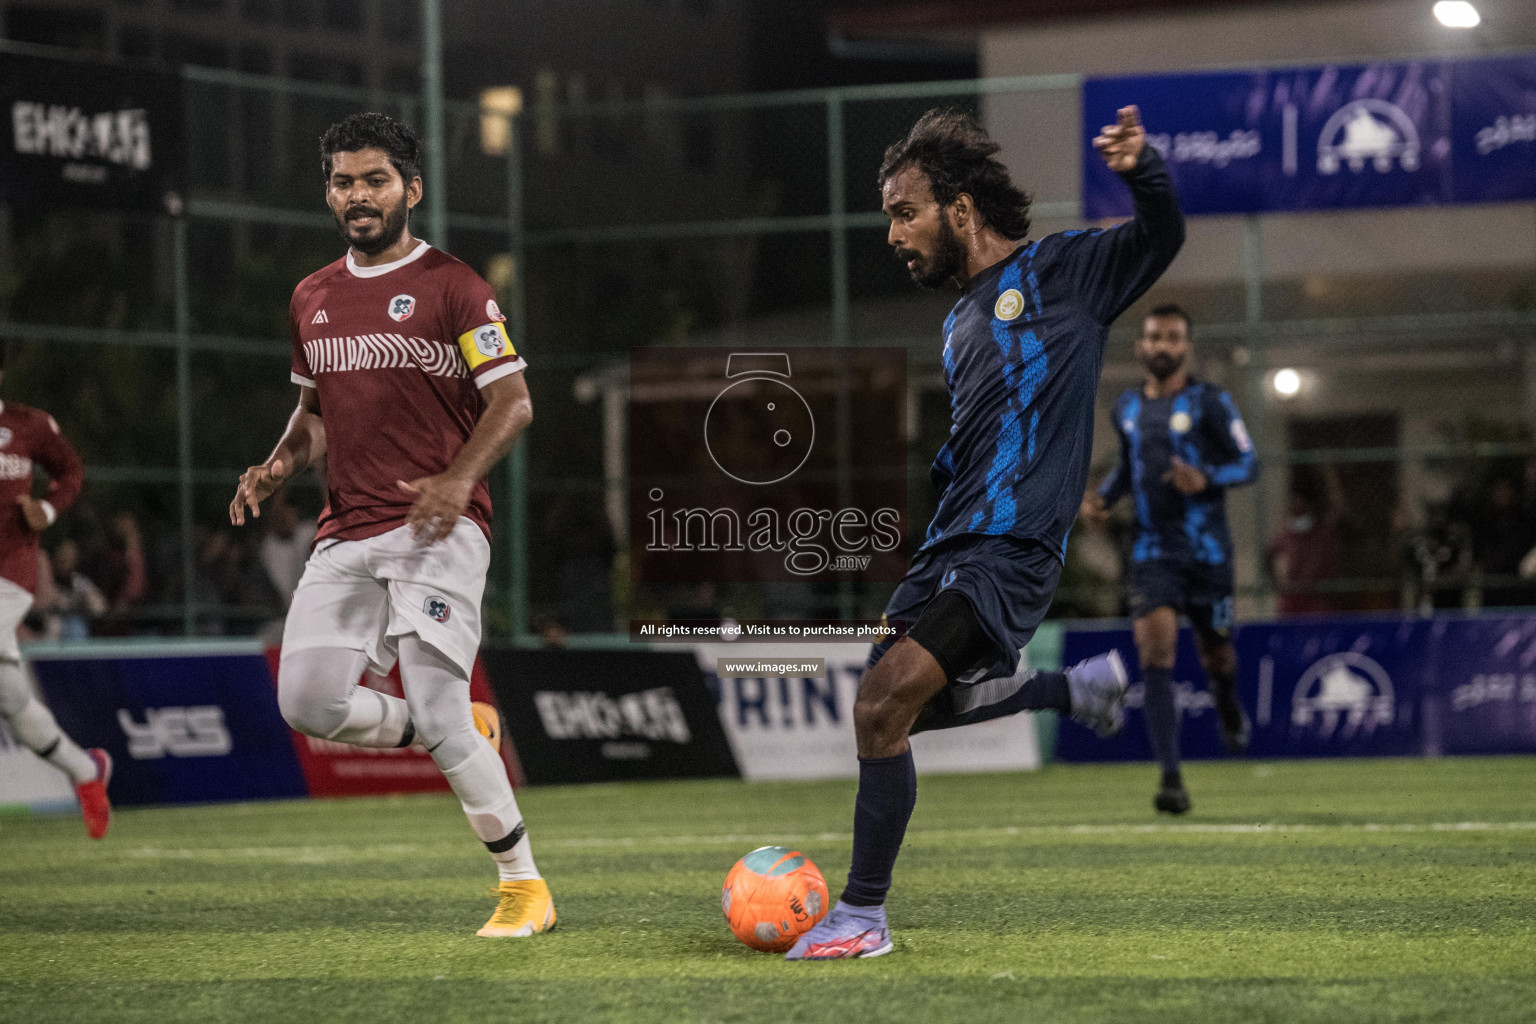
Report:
456,321,516,371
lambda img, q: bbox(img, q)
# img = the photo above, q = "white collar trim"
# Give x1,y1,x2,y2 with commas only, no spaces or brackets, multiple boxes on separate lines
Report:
346,239,431,278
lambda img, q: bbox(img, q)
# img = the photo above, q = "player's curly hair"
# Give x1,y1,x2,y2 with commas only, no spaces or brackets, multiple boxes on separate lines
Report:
320,112,423,183
879,109,1032,241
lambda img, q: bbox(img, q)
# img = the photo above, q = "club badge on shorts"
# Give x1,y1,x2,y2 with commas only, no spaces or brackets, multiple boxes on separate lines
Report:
424,596,451,623
388,294,416,322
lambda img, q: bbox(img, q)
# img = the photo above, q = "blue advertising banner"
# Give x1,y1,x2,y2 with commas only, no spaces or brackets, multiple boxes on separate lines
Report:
1450,56,1536,204
1059,618,1425,761
1424,615,1536,755
1057,627,1232,763
31,653,307,806
1083,54,1536,217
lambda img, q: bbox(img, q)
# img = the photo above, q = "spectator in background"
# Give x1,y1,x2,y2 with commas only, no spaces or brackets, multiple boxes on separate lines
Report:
44,539,107,640
91,511,148,635
259,491,316,605
1470,474,1536,608
1268,468,1345,616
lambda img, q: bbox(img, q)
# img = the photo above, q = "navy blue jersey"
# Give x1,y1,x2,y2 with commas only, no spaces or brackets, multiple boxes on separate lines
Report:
1099,378,1259,565
921,147,1185,560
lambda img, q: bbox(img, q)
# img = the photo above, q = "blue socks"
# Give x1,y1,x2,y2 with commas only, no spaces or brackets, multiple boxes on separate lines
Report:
1142,666,1181,783
839,750,917,908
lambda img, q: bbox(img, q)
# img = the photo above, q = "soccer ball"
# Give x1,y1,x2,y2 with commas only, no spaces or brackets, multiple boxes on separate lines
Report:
721,846,829,952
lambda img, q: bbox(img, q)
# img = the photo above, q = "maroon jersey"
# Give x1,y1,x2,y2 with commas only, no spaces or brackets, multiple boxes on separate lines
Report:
0,401,84,593
289,241,526,545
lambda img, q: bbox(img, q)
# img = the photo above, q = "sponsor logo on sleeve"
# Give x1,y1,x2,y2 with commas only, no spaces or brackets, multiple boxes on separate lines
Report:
487,298,507,322
388,294,416,322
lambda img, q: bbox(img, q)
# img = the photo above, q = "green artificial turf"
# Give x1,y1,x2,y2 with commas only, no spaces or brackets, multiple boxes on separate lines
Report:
3,757,1534,1023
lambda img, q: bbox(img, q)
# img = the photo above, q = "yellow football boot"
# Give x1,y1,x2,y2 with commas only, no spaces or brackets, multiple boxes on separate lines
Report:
471,701,501,752
476,879,557,937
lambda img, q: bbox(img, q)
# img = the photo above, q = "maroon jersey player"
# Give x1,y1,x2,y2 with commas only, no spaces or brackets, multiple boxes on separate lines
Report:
0,356,112,838
230,113,550,937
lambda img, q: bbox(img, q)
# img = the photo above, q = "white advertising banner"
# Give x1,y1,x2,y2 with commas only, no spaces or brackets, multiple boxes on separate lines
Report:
695,642,1040,780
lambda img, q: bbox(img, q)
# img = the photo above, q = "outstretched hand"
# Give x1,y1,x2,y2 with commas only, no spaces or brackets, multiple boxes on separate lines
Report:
1093,105,1147,173
230,458,290,526
398,473,474,545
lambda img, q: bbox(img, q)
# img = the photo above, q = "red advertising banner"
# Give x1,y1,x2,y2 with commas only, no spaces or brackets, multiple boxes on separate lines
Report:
263,649,523,797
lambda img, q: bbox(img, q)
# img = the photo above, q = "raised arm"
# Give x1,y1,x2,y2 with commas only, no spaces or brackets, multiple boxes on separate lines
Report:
1064,106,1187,325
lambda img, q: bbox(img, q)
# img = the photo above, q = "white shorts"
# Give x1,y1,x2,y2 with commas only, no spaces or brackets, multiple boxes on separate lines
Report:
0,577,31,662
281,519,490,679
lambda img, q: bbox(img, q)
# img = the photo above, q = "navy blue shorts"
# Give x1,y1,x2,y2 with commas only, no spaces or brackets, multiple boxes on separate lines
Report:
1127,558,1235,641
873,534,1062,679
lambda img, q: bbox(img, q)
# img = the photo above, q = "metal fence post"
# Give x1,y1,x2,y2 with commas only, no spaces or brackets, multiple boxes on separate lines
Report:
420,0,447,249
1242,214,1269,610
173,216,195,635
827,93,858,621
505,113,530,642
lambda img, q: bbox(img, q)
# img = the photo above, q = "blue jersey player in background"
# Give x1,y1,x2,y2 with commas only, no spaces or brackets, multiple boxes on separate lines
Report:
1080,304,1259,814
786,105,1184,960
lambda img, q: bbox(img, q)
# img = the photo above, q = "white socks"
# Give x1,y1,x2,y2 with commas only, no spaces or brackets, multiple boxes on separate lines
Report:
397,636,540,882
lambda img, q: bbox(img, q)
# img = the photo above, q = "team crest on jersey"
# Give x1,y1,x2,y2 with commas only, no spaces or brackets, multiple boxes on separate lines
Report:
473,325,506,358
388,294,417,322
423,596,451,623
486,298,507,323
0,428,10,449
994,288,1025,321
1169,411,1193,433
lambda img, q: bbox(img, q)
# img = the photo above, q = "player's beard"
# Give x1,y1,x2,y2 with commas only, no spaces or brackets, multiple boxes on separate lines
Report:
337,196,409,256
1145,351,1183,380
897,215,966,289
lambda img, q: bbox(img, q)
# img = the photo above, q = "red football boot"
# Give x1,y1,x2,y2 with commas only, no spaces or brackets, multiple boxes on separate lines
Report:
75,748,113,840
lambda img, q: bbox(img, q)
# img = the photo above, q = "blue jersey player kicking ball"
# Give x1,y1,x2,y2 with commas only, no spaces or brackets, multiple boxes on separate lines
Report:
785,105,1185,961
1079,303,1259,815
